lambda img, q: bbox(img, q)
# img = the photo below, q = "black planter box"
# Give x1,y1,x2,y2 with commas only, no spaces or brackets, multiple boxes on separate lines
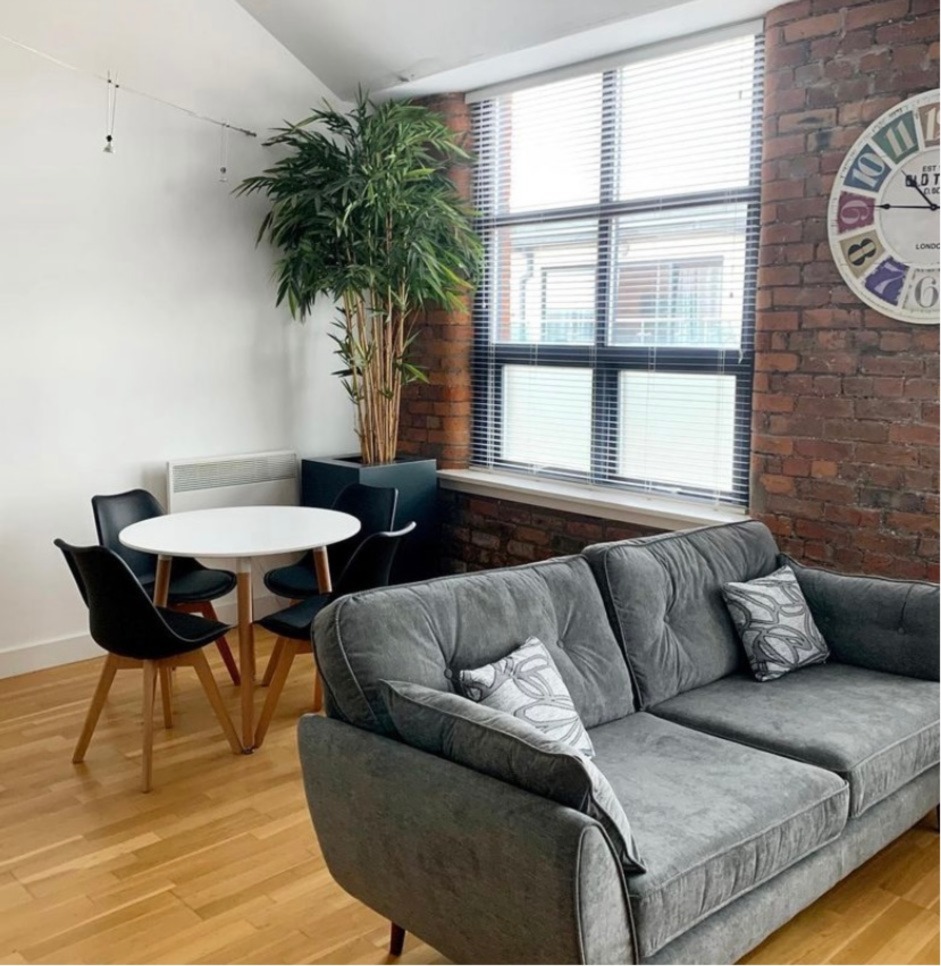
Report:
301,455,438,584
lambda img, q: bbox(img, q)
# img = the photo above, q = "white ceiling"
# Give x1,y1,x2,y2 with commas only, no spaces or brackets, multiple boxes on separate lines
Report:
233,0,776,101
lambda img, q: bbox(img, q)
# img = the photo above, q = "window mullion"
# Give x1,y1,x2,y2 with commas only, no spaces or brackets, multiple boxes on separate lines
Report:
591,70,619,486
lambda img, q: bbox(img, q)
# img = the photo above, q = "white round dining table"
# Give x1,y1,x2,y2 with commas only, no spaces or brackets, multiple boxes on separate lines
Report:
120,505,360,750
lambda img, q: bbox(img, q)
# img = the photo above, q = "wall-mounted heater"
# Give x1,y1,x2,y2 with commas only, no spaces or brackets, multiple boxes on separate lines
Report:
167,450,298,513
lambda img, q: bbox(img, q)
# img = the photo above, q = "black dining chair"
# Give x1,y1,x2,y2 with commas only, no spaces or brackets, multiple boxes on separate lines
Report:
253,522,416,748
92,489,241,685
55,540,243,792
262,483,399,601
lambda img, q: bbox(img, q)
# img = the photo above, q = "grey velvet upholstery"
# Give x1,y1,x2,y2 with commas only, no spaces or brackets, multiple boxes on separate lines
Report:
297,714,636,965
648,765,939,965
313,555,635,736
583,521,779,707
589,713,848,958
651,664,940,817
297,519,941,966
379,679,644,872
784,555,941,681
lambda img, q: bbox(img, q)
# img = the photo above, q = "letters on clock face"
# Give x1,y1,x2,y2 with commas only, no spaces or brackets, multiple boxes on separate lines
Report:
827,89,940,325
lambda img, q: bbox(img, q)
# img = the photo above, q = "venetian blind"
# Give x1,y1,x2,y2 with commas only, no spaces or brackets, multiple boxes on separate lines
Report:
469,28,764,506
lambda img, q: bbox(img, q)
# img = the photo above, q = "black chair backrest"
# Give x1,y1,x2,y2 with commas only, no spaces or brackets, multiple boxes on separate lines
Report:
333,522,417,599
329,483,399,576
91,489,165,583
54,539,182,660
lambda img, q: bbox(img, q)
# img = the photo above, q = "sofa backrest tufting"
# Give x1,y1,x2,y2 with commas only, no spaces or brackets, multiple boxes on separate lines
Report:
312,554,636,736
582,520,780,708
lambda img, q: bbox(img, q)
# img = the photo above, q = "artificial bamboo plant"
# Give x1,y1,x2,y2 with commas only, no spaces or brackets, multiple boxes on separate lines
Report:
237,95,481,465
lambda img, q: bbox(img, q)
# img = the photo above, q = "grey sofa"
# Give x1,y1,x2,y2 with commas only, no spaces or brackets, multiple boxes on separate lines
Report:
297,520,940,965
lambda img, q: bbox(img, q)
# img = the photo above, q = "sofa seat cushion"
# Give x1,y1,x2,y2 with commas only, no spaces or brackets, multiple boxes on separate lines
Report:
590,713,848,959
650,663,940,818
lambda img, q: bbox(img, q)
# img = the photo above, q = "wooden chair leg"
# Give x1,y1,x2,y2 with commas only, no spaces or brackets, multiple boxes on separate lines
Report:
199,602,240,686
141,661,157,793
73,654,120,763
261,638,284,687
158,666,173,728
254,639,298,748
189,650,243,755
389,922,405,957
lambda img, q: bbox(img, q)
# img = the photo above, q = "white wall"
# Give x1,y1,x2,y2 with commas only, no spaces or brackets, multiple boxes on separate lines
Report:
0,0,357,675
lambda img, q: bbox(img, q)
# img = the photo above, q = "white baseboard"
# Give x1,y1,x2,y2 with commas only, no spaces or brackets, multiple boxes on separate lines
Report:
0,593,284,681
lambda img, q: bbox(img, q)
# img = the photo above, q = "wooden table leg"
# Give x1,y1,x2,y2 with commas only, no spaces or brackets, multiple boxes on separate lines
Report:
154,555,172,606
313,547,332,594
236,558,255,752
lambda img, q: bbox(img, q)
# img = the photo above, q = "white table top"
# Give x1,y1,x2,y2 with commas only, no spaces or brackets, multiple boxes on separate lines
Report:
120,505,361,559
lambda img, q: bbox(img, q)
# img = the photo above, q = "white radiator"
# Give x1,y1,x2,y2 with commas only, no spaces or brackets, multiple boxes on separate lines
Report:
167,450,298,512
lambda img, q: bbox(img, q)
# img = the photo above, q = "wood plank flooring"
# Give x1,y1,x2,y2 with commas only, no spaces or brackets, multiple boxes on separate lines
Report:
0,632,937,965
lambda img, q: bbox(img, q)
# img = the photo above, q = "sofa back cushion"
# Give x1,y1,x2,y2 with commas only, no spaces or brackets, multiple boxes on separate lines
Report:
583,521,779,707
313,555,636,736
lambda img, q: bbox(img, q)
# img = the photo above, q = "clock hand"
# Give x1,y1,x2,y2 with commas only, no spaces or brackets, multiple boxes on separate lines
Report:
876,202,938,210
903,175,940,210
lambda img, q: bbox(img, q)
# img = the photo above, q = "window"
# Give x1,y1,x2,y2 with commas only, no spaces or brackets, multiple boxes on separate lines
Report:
470,30,763,506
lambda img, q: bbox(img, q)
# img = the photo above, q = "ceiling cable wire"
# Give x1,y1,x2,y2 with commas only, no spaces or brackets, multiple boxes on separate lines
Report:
0,30,257,138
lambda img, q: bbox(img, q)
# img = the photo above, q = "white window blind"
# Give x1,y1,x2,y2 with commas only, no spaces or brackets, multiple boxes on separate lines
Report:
470,30,763,506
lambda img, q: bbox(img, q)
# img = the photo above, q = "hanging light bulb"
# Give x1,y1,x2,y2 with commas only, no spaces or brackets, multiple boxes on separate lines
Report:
104,71,118,153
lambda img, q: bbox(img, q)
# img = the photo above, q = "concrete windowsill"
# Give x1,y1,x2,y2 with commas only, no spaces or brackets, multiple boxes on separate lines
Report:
437,467,748,533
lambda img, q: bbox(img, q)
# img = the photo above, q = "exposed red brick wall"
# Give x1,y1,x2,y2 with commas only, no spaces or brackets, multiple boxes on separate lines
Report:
440,490,660,572
398,94,474,470
754,0,940,581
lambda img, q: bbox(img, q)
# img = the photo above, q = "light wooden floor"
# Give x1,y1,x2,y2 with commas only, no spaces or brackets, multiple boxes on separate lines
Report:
0,631,937,965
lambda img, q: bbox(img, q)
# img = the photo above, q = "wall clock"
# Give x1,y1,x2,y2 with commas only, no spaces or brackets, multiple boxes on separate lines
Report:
827,89,940,324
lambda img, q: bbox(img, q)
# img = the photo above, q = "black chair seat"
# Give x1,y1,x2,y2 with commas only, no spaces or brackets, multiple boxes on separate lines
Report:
263,563,319,600
159,608,233,650
257,594,330,640
147,567,237,605
263,483,399,601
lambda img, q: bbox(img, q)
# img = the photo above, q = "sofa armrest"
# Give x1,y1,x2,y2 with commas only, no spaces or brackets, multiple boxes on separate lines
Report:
784,555,939,681
297,715,636,965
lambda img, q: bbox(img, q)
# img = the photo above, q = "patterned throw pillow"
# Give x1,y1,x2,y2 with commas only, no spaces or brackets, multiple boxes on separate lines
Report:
454,637,594,757
723,565,830,682
379,680,646,873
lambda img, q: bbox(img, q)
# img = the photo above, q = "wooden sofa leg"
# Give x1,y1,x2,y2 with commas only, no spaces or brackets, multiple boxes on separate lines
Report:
389,922,405,956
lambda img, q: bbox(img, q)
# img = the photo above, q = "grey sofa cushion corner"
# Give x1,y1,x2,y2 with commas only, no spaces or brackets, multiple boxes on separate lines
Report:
589,712,849,958
782,554,940,681
379,679,645,873
650,663,940,817
314,555,636,736
583,519,780,707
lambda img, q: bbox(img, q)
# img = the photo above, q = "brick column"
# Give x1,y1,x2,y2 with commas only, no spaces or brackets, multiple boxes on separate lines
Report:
397,94,474,470
754,0,939,581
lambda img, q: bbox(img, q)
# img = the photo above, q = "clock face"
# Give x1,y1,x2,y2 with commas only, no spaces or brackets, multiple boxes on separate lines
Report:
827,89,940,325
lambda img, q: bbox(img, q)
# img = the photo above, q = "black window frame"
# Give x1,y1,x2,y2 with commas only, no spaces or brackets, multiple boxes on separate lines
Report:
470,35,764,507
